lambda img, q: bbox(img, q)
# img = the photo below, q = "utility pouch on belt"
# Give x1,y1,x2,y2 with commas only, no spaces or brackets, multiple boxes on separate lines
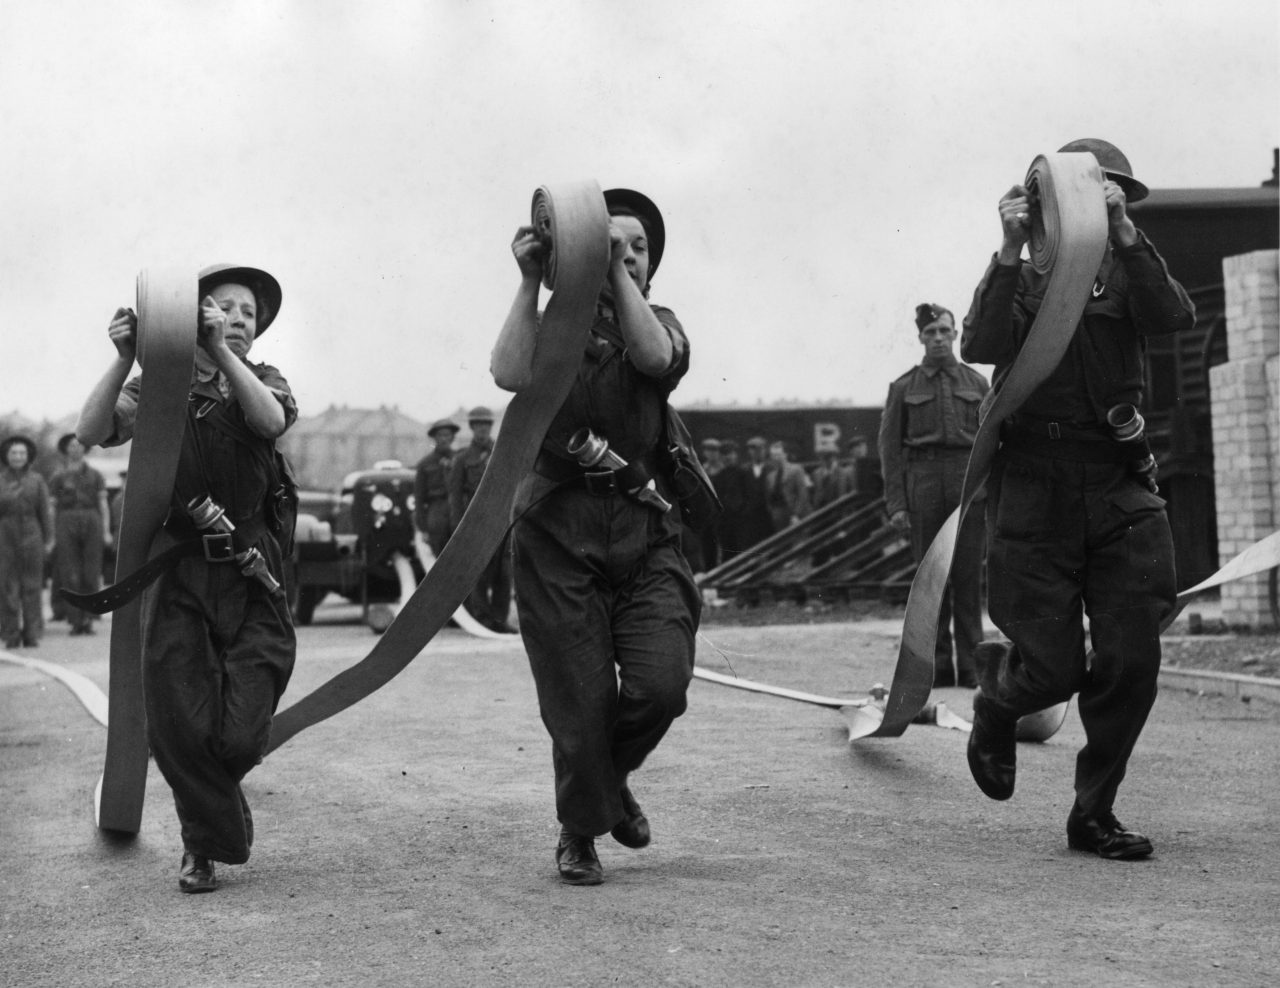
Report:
662,404,722,535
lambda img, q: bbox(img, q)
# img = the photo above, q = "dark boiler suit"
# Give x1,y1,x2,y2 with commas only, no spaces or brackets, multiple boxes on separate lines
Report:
512,303,701,837
961,232,1194,815
106,364,297,863
0,468,52,646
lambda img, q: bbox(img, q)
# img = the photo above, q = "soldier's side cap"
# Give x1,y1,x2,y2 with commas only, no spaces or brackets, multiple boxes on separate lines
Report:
1057,138,1149,203
700,437,722,450
428,419,459,437
467,406,495,423
915,303,953,330
1,435,38,463
198,263,283,336
746,436,767,448
603,188,665,279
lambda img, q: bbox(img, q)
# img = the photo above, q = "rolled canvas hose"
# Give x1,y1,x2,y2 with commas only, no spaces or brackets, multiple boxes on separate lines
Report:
97,268,197,832
267,181,609,753
838,152,1111,740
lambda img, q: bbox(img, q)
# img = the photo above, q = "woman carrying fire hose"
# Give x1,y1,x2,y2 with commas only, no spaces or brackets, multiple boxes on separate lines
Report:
491,189,701,886
77,264,297,893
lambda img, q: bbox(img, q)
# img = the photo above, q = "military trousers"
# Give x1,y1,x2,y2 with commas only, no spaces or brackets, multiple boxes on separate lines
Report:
905,450,985,680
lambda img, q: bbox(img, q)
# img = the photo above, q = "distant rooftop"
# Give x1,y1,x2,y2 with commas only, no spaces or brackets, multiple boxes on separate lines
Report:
1132,186,1278,210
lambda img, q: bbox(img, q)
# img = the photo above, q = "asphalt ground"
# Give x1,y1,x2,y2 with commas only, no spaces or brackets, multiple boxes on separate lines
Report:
2,599,1278,988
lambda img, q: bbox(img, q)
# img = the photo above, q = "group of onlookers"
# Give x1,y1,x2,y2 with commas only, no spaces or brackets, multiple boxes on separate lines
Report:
0,432,121,648
688,433,879,574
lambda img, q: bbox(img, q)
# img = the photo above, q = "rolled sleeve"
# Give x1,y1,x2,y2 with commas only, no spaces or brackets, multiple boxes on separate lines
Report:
256,363,299,431
100,376,143,447
653,306,690,389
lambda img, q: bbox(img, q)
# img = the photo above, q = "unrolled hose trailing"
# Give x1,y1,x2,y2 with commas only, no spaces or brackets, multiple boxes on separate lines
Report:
266,181,610,752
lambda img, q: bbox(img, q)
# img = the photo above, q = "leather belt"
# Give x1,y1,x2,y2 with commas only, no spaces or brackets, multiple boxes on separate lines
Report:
97,268,197,833
999,428,1131,464
846,151,1111,741
1008,414,1107,442
267,181,610,753
532,447,657,497
62,514,269,614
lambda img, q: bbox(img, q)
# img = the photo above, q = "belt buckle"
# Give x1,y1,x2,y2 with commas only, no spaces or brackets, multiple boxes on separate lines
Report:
582,470,619,497
202,532,235,562
1048,422,1061,440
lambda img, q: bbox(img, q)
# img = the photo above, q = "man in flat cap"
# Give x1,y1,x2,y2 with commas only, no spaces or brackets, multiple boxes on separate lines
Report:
878,302,990,688
448,406,514,633
712,439,748,561
764,440,812,531
737,436,776,552
413,418,459,558
693,438,725,570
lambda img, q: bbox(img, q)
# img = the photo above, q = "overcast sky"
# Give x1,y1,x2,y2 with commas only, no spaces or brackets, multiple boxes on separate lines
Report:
2,0,1276,427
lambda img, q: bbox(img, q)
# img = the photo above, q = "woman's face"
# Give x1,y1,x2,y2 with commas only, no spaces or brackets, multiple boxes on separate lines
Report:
609,214,651,293
6,444,29,470
206,282,258,357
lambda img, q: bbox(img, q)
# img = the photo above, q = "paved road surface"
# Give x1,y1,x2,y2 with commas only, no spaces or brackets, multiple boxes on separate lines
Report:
3,603,1277,987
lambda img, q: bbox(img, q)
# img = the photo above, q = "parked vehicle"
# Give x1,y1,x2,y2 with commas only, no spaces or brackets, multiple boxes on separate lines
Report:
290,461,424,629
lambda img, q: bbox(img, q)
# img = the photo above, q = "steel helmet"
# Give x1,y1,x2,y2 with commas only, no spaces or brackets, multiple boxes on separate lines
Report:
198,263,284,336
603,188,666,280
1058,139,1149,202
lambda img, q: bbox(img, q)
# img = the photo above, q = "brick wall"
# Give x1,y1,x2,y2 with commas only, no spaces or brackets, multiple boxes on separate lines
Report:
1208,249,1279,627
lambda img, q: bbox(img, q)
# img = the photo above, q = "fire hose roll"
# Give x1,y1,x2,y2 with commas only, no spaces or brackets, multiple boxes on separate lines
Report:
97,268,198,832
845,153,1111,741
266,181,611,752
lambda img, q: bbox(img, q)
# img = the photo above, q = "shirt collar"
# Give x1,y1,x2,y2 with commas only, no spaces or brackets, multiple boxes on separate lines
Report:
922,354,960,378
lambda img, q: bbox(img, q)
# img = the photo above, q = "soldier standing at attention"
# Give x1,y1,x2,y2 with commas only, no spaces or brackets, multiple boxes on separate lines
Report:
962,139,1194,859
413,418,459,557
49,434,111,636
878,303,990,688
448,406,515,634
